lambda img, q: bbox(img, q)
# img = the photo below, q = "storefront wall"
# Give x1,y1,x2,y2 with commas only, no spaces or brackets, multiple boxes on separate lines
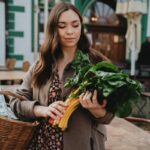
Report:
0,2,5,66
147,0,150,37
6,0,33,68
4,0,150,68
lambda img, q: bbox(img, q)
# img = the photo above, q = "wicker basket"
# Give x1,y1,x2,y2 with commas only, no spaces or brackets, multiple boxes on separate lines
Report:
0,116,39,150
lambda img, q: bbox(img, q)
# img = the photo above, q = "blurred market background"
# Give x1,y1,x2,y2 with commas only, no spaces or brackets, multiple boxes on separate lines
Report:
0,0,150,76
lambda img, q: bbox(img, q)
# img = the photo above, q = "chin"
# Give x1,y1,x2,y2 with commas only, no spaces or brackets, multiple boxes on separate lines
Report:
63,43,78,48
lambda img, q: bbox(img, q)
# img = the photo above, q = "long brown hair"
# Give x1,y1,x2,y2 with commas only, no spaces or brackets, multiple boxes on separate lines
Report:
32,2,109,88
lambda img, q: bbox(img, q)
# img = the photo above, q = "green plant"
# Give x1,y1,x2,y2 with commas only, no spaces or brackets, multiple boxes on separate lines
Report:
64,51,142,117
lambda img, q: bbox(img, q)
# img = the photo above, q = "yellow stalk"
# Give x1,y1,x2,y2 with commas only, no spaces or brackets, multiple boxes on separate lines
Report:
52,118,60,127
49,88,81,127
58,98,80,130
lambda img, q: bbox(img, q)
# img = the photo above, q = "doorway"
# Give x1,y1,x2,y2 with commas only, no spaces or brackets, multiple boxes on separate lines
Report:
83,0,127,64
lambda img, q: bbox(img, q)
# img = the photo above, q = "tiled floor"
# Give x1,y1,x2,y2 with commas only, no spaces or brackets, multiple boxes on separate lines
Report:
105,117,150,150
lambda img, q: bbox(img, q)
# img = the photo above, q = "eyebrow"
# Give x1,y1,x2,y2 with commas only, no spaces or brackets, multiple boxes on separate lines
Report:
58,20,80,24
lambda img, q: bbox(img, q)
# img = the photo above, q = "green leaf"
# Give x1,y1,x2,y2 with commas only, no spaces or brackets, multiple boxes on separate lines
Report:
95,61,119,72
116,101,132,117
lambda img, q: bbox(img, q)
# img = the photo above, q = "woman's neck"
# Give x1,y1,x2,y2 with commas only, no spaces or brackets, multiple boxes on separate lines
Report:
62,47,77,63
57,47,77,80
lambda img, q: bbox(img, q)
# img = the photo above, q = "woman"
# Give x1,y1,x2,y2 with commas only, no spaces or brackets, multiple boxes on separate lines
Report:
9,2,114,150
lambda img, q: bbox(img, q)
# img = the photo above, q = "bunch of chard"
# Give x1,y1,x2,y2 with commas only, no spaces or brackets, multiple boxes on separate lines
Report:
64,51,142,117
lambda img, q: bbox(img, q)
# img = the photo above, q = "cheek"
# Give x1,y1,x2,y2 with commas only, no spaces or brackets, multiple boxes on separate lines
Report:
57,30,63,39
57,28,66,39
76,28,81,39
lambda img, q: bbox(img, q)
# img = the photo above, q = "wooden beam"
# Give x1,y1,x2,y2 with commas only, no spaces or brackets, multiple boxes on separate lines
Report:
85,23,127,35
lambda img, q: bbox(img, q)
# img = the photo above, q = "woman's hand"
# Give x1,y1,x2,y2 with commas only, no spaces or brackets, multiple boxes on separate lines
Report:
33,101,68,119
79,90,107,118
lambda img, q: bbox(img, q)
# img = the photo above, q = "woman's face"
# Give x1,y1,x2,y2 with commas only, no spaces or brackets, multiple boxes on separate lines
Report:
57,9,81,50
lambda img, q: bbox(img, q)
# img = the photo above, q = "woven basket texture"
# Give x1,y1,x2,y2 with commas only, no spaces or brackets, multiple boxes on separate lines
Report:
0,116,38,150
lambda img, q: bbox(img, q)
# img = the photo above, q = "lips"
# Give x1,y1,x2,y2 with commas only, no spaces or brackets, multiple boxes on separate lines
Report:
64,38,76,41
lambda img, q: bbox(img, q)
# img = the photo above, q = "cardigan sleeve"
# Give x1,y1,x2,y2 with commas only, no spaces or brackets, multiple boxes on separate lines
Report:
9,62,39,121
93,112,115,124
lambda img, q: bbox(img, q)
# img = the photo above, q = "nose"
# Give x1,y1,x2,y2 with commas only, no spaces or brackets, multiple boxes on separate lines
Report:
66,26,74,34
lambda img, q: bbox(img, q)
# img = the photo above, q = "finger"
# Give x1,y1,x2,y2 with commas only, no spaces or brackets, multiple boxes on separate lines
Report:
57,101,68,107
92,90,98,105
82,91,91,101
79,92,84,99
51,101,68,113
83,91,90,99
80,96,89,108
87,92,92,100
81,92,92,108
85,92,93,105
56,104,66,113
48,111,57,119
50,107,63,118
79,92,85,104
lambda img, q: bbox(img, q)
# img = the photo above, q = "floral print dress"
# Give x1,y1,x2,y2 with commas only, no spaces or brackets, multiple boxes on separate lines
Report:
28,71,63,150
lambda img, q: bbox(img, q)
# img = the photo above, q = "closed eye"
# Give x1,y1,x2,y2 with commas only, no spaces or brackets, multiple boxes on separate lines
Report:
57,23,66,28
72,24,80,28
57,20,80,29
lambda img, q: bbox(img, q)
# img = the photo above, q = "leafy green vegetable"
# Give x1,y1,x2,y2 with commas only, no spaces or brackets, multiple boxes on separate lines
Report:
65,50,142,117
